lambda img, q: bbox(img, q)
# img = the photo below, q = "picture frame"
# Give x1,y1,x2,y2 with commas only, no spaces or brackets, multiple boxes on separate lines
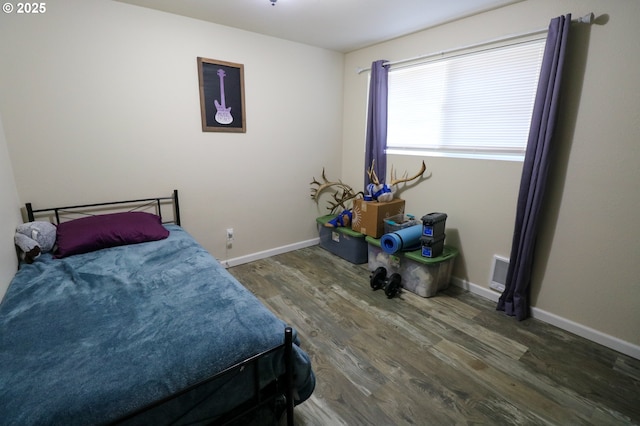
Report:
197,57,246,133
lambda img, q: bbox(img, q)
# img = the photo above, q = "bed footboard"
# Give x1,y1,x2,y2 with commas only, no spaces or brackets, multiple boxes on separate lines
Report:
111,327,296,426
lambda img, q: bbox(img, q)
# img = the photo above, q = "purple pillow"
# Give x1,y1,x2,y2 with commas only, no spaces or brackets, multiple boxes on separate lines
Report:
54,211,169,258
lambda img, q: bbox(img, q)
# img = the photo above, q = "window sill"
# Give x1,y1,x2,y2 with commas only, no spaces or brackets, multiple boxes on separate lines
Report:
385,148,524,162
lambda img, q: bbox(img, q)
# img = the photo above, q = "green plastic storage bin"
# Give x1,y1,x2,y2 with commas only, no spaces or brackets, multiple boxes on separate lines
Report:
316,215,368,264
366,235,458,297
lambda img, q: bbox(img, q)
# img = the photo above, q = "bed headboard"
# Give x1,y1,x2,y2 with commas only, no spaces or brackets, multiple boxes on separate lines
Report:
25,190,181,226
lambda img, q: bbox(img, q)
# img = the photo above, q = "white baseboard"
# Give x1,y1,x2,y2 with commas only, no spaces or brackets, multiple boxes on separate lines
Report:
451,277,640,360
221,238,320,268
452,276,502,303
528,308,640,360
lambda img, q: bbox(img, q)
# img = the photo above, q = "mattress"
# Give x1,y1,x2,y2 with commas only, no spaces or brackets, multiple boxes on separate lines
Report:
0,225,314,425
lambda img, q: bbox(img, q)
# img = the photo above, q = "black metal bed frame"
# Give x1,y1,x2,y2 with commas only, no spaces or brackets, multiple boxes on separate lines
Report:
26,189,181,226
23,190,296,426
112,327,296,426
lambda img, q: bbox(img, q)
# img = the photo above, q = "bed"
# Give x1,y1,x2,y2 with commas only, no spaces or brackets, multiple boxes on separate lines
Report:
0,190,315,425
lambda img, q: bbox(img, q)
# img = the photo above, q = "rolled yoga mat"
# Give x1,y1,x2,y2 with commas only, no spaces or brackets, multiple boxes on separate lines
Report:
380,224,423,254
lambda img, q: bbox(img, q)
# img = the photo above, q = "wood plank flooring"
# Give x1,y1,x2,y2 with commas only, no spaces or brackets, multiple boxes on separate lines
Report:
228,246,640,425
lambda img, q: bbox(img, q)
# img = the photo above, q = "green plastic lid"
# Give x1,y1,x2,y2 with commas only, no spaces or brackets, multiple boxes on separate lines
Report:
404,245,458,264
316,215,365,238
365,236,382,247
366,236,457,264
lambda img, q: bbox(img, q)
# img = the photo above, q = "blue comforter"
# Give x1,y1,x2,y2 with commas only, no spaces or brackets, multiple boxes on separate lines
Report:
0,225,314,425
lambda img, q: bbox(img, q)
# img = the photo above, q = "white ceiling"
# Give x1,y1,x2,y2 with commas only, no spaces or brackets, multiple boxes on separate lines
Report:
115,0,522,53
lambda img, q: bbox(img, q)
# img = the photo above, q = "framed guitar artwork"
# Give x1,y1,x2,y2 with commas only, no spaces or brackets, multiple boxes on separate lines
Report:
197,57,246,133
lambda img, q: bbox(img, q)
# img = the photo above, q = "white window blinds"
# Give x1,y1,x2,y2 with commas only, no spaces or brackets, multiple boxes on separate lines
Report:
386,38,546,161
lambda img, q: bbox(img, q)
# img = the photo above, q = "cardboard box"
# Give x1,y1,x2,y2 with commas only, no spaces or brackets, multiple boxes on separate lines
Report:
352,198,405,238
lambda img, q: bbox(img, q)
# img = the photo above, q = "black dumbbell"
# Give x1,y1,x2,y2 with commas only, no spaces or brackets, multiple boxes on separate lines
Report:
369,267,402,299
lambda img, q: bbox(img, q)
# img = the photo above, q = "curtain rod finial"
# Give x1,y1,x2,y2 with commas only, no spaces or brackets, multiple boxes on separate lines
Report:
578,12,594,24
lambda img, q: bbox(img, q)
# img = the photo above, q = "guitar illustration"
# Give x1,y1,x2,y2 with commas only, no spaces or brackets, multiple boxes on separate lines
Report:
214,69,233,125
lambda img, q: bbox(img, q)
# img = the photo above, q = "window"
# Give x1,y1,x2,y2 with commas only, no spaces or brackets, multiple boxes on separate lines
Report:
386,38,546,161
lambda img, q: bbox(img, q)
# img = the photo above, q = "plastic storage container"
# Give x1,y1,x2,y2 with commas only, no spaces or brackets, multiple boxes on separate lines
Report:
366,236,458,297
421,212,447,237
420,234,445,258
367,236,402,273
403,247,458,297
316,215,368,264
383,214,418,234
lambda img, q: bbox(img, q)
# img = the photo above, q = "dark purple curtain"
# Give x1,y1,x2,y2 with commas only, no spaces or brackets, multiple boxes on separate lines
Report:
497,15,571,320
364,60,389,190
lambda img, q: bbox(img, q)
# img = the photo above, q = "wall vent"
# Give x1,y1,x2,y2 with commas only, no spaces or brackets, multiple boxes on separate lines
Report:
489,255,509,292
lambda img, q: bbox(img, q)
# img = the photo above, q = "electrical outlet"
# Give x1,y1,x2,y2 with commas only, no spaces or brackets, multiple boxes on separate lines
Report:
226,228,234,249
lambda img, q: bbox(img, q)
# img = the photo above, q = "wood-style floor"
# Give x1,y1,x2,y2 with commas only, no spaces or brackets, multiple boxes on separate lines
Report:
228,245,640,425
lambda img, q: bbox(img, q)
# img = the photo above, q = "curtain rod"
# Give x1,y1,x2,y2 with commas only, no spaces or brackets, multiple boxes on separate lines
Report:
356,12,594,74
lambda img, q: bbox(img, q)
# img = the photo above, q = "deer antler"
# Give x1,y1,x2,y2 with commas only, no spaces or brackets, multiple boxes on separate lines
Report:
390,160,427,186
310,168,351,200
327,188,363,213
367,159,381,185
311,169,362,213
